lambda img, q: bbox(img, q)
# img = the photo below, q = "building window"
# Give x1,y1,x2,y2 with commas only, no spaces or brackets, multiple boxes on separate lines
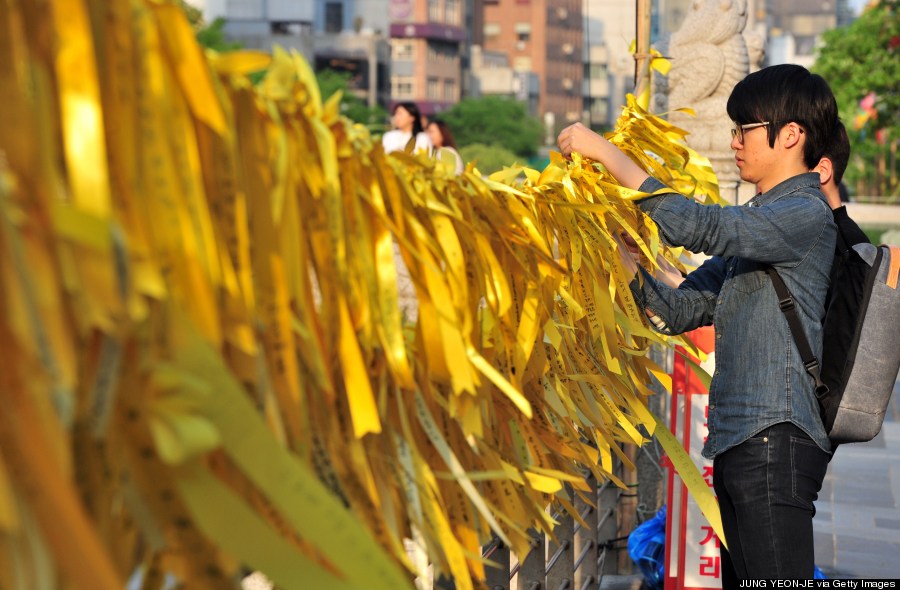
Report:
445,0,460,25
444,78,456,101
392,40,415,60
427,41,455,63
589,98,608,124
515,22,531,42
325,2,343,33
512,56,532,71
271,22,311,35
484,23,501,37
428,0,441,22
392,76,415,98
427,77,440,99
585,63,608,80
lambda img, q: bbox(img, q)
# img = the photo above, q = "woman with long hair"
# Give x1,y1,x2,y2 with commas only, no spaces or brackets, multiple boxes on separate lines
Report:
382,102,433,154
425,119,464,174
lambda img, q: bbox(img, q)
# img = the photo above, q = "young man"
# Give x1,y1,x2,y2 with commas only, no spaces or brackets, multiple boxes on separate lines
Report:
558,64,838,582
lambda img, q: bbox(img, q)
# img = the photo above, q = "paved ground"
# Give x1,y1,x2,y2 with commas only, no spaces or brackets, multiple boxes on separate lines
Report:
813,378,900,579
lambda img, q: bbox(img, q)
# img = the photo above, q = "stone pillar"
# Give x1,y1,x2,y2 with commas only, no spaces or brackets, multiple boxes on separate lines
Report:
665,0,760,204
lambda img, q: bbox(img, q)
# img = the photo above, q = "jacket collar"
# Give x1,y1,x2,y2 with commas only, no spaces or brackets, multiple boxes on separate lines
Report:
749,172,821,207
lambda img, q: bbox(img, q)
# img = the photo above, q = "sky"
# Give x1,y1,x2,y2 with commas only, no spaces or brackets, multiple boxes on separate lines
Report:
848,0,870,15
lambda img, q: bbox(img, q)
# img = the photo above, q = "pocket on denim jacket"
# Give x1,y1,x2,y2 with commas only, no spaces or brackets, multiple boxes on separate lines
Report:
731,259,766,293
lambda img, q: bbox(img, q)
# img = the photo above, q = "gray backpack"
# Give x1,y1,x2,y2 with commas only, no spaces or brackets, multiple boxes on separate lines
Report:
767,243,900,444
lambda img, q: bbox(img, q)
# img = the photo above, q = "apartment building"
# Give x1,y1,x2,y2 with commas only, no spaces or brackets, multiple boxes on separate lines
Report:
764,0,840,67
470,46,540,115
315,0,392,107
481,0,583,133
581,0,634,128
582,43,609,128
219,0,391,108
388,0,467,116
219,0,316,62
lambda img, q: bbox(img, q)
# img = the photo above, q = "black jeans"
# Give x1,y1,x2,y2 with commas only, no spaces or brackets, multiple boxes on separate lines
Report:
713,422,830,586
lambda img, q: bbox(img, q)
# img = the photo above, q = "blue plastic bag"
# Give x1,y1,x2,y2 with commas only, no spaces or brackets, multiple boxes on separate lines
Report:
627,505,827,585
628,506,667,590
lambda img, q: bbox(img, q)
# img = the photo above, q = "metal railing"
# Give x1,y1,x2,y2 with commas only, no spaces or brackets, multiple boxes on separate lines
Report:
480,476,631,590
478,348,672,590
466,346,673,590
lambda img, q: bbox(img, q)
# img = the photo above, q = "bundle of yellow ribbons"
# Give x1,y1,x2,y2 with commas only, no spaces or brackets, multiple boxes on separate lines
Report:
0,1,724,588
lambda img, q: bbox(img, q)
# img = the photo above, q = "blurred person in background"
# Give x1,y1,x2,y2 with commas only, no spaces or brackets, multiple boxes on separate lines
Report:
426,119,464,175
382,102,433,154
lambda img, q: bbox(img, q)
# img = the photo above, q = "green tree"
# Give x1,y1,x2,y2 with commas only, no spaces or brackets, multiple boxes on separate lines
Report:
440,96,543,157
459,143,522,175
179,1,243,52
316,69,388,132
813,0,900,197
195,18,243,52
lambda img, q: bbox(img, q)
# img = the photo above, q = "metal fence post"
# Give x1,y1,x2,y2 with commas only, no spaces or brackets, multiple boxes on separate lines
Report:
596,479,619,577
514,530,544,590
574,476,598,590
545,504,573,590
483,537,511,590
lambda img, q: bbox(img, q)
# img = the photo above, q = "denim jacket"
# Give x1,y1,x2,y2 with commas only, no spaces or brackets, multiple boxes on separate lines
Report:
630,173,836,458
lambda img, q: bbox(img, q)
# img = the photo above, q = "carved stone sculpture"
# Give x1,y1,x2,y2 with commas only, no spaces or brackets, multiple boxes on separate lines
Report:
666,0,752,202
744,25,767,73
743,0,768,73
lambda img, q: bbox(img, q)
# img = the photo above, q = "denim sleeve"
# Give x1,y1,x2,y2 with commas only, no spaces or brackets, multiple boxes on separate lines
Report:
629,256,726,335
635,177,832,267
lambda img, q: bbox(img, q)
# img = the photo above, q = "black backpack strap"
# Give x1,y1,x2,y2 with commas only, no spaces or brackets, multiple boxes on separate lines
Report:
764,267,830,397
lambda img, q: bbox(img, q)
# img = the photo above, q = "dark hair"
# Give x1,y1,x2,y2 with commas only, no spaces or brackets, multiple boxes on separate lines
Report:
726,64,838,169
393,102,424,136
428,119,458,149
823,120,851,185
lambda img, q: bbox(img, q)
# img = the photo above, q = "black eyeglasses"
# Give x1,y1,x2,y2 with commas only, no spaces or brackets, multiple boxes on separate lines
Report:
731,121,770,143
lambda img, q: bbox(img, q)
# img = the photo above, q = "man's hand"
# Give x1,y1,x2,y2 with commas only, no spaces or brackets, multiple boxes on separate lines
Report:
617,233,685,289
556,123,650,190
557,122,611,161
